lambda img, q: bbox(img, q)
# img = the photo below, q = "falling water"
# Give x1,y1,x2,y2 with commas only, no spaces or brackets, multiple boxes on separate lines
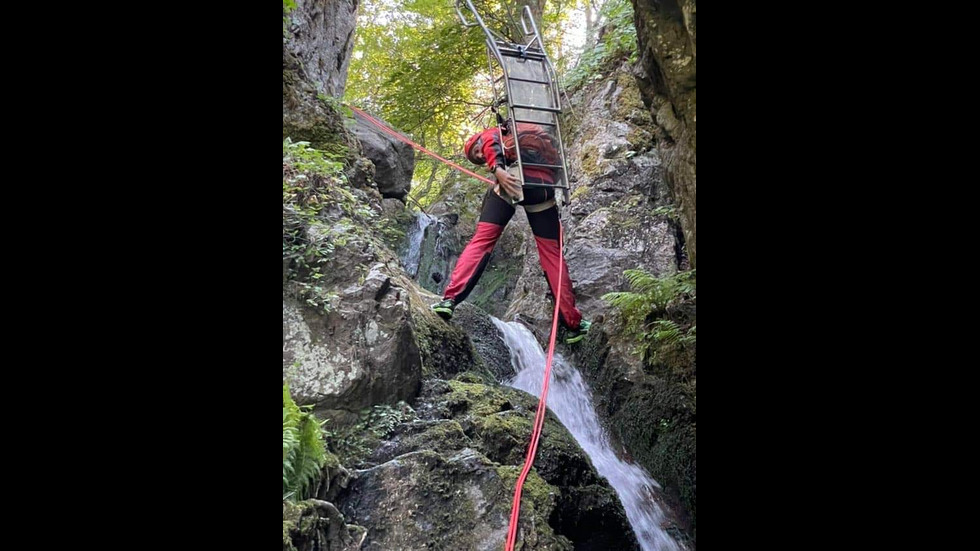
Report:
492,317,683,551
401,211,436,278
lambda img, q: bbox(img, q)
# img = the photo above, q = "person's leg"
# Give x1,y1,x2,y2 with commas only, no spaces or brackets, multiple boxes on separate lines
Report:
441,189,516,306
524,195,583,330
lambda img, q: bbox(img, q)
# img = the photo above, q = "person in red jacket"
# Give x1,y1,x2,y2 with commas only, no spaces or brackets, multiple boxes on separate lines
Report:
430,125,591,344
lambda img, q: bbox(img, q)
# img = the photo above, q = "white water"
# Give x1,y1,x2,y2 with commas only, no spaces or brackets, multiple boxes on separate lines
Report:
401,212,436,278
492,317,682,551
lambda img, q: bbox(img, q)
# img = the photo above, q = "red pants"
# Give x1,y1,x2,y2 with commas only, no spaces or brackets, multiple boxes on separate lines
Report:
442,186,582,329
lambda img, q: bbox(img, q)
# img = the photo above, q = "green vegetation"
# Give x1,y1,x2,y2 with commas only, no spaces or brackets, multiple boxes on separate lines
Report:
283,385,331,501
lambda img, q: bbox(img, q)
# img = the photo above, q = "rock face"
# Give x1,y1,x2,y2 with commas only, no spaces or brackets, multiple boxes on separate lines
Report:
283,499,365,551
283,44,355,154
283,264,422,412
282,235,480,414
284,0,358,98
336,376,640,551
351,111,415,200
284,0,469,415
451,304,516,382
343,448,557,551
630,0,696,267
285,118,469,413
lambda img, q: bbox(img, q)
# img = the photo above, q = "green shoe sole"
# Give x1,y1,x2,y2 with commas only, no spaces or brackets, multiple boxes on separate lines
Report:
432,306,453,319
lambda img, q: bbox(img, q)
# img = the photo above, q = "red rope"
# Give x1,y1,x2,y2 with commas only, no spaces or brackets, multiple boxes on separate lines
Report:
505,222,565,551
346,105,494,185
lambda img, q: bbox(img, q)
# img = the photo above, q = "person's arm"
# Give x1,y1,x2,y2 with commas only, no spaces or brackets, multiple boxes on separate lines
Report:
492,165,520,195
482,130,505,173
484,131,521,197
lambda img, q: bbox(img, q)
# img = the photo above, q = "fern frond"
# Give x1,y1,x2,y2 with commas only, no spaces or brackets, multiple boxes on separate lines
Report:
604,268,696,369
282,384,328,501
623,269,660,292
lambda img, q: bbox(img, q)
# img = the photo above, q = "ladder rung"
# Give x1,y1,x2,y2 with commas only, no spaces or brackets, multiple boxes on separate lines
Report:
497,47,546,60
521,163,565,169
507,76,552,85
513,119,556,126
511,103,562,113
500,53,546,61
496,42,544,53
496,39,541,48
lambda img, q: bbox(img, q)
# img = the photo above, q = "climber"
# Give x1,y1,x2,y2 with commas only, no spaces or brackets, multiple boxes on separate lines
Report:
430,124,591,344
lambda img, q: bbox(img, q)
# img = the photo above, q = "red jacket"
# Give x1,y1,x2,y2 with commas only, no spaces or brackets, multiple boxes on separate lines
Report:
473,127,555,184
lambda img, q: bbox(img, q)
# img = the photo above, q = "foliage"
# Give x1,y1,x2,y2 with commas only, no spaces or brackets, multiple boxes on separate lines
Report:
283,0,297,35
345,0,584,208
283,138,370,311
283,384,328,501
564,0,637,90
602,269,696,370
346,0,488,207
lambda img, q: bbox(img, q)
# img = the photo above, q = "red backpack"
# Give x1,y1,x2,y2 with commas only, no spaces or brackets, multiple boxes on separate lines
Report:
501,123,560,167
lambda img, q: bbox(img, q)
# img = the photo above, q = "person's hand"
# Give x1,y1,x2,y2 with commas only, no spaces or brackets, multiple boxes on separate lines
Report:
494,166,521,198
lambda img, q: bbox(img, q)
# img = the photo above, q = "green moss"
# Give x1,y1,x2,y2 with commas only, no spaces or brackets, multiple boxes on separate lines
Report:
379,208,412,251
496,465,558,518
329,403,415,467
282,500,312,551
579,145,602,178
453,371,491,384
282,49,355,158
559,111,580,143
479,410,532,434
610,202,643,230
322,448,340,470
382,420,470,462
282,502,299,550
626,125,655,153
394,279,484,380
445,380,513,416
570,185,592,201
472,412,533,464
417,419,467,443
612,72,649,122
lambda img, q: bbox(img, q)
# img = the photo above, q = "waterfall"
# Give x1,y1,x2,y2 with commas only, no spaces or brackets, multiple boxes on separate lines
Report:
492,318,683,551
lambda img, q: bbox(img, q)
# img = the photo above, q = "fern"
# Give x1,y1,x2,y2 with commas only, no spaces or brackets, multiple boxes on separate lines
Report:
602,269,696,369
621,269,695,312
651,319,682,346
283,409,297,490
283,384,328,501
682,325,696,346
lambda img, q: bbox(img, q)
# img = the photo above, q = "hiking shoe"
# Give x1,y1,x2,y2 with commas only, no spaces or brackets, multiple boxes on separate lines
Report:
431,298,456,320
564,320,592,344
